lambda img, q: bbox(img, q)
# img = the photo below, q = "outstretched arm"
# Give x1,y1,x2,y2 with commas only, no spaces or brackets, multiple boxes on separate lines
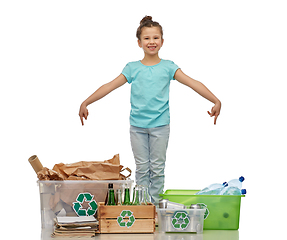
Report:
174,69,221,124
79,74,127,125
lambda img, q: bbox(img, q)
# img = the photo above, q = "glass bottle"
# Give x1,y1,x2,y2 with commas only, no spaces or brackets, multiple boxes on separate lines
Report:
141,185,151,205
123,186,131,205
116,189,122,205
132,185,141,205
107,183,116,205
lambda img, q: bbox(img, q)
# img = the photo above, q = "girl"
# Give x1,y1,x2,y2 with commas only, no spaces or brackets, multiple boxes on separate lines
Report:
79,16,221,205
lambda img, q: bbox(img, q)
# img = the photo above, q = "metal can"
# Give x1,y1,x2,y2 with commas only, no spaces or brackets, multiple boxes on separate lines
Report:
190,204,201,209
159,199,186,209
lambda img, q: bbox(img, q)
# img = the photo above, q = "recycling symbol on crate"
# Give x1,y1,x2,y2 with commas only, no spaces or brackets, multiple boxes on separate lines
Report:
117,210,136,228
72,192,98,216
171,211,190,230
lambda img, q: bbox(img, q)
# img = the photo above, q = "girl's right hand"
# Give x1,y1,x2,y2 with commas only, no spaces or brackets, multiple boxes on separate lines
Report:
207,101,221,125
79,103,89,126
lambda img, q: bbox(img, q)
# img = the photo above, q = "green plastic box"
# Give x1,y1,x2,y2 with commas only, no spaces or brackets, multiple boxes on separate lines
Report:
160,190,245,230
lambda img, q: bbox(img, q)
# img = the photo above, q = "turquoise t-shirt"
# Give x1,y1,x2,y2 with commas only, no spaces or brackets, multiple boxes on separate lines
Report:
122,59,179,128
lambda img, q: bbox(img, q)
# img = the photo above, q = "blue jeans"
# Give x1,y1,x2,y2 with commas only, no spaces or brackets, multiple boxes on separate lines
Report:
130,124,170,205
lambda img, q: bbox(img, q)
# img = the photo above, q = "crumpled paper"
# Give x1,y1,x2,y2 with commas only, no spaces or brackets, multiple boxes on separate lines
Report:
37,167,64,180
37,154,131,181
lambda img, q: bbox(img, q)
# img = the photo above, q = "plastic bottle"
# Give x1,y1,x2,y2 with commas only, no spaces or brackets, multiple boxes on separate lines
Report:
227,176,245,189
220,186,246,195
107,183,116,205
195,182,228,195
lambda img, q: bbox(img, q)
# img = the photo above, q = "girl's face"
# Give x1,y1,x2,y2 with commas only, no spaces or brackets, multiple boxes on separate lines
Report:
138,27,164,56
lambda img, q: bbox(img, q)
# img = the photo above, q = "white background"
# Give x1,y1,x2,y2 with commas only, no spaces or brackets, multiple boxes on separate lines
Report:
1,0,286,239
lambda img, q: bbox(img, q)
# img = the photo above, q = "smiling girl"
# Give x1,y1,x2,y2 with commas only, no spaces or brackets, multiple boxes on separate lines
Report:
79,16,221,205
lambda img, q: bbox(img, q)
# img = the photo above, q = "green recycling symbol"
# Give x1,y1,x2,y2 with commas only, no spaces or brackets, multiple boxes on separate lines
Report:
171,211,190,230
197,203,209,219
117,210,135,228
73,192,98,216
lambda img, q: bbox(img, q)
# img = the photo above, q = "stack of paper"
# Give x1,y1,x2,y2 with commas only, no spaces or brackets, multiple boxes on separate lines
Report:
52,216,99,237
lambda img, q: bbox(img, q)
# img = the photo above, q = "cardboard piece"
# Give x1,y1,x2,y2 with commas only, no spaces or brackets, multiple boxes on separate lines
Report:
28,155,43,173
52,216,98,237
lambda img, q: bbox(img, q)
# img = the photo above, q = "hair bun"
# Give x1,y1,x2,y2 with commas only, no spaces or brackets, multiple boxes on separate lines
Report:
136,15,163,40
140,16,152,25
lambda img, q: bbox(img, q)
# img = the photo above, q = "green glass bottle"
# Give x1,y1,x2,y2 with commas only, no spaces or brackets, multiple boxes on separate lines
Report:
123,187,131,205
107,183,116,206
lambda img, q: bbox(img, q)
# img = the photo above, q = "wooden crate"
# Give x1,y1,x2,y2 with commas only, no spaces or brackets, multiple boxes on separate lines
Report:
97,202,155,233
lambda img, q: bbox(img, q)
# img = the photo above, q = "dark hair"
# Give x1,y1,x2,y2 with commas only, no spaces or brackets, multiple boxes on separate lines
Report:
136,16,163,40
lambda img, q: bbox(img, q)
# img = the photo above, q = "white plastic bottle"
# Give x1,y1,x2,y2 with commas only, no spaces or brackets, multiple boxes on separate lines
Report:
227,176,245,189
220,186,246,195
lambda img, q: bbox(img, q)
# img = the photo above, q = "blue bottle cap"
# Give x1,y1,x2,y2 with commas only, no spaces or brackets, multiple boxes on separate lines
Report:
239,176,245,182
241,189,247,194
223,182,228,187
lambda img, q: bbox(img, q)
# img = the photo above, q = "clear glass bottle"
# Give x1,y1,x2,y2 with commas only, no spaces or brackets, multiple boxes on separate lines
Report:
116,189,122,205
141,185,151,204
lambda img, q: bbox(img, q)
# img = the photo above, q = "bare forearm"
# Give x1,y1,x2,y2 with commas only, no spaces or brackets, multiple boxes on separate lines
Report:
82,74,127,107
190,80,220,104
79,74,127,125
174,69,221,124
175,69,220,104
82,83,113,107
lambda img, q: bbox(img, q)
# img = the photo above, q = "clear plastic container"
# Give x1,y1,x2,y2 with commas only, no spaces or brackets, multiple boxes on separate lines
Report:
157,208,206,233
38,180,133,229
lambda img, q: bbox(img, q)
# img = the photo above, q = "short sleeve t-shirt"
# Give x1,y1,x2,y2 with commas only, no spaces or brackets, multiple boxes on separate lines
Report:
122,59,179,128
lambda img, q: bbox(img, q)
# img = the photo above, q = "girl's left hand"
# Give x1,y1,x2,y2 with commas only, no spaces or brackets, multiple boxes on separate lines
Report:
208,101,221,125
